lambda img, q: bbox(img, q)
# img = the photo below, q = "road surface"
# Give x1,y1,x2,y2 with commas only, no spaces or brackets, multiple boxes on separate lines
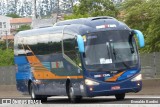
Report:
0,95,160,107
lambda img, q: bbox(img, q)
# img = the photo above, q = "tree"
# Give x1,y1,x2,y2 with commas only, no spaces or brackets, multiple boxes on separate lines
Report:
64,0,118,19
121,0,160,53
0,48,14,66
16,25,31,32
144,0,160,52
6,13,21,18
0,41,6,50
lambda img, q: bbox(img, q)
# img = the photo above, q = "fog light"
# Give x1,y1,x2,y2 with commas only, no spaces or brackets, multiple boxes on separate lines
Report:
89,87,93,91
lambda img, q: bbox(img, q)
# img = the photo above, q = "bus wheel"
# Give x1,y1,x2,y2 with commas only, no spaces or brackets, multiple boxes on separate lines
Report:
30,83,37,100
115,93,125,100
68,83,82,103
30,83,47,102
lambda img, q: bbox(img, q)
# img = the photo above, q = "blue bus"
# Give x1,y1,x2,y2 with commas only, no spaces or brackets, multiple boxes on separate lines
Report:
14,16,145,103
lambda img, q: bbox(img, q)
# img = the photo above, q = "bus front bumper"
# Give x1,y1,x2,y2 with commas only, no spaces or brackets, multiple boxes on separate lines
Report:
83,80,142,97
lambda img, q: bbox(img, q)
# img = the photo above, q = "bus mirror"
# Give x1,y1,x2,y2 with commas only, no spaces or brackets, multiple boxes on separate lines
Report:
77,35,85,52
133,30,145,48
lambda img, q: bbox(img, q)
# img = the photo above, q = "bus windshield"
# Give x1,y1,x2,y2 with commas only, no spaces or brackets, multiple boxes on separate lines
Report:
84,30,138,71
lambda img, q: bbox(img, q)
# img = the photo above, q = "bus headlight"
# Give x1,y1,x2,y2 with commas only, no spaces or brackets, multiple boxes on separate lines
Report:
131,74,142,81
85,79,99,86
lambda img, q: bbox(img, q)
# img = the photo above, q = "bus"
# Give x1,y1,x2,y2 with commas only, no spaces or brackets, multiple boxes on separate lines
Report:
14,16,145,103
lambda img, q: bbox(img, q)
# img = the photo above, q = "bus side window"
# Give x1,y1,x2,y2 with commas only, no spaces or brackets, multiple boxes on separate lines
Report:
23,45,33,56
27,33,62,55
17,43,26,56
63,34,81,67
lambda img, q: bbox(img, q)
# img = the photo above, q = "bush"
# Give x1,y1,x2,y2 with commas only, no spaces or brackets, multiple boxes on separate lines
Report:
0,49,14,66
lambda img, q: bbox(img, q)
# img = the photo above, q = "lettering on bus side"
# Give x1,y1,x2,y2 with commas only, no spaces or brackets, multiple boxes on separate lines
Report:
94,74,110,78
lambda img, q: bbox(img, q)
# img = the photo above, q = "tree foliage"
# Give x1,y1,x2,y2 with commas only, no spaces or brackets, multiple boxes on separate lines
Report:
64,0,118,19
121,0,160,53
16,25,31,32
0,41,14,66
0,41,6,50
0,48,14,66
6,13,21,18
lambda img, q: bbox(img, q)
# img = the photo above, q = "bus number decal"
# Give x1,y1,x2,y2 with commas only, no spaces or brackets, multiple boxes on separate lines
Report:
51,61,64,69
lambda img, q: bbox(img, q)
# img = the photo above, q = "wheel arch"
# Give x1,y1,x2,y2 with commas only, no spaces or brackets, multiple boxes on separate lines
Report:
66,78,71,95
28,79,32,94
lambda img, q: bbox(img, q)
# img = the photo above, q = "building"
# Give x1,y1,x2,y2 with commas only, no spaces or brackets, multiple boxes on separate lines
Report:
0,15,11,37
1,35,14,41
10,18,32,35
0,16,32,41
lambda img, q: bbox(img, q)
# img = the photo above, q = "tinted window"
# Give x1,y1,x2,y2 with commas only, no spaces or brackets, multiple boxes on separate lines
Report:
14,37,27,56
15,33,63,56
84,30,138,71
63,34,80,65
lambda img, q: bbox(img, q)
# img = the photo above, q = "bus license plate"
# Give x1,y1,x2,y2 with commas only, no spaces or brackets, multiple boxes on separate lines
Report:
111,86,120,90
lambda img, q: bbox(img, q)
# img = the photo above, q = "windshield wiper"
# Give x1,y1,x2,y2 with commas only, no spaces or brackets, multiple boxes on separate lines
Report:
112,45,131,69
106,42,111,59
112,44,117,60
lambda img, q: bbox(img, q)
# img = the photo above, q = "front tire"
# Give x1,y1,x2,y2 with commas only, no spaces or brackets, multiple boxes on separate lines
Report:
30,83,47,102
115,93,125,100
68,83,82,103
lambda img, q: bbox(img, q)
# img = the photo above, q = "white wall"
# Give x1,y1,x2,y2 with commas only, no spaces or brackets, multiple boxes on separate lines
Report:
0,15,11,36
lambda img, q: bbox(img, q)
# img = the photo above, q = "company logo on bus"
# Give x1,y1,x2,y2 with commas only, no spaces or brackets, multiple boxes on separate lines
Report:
96,24,117,29
94,74,110,78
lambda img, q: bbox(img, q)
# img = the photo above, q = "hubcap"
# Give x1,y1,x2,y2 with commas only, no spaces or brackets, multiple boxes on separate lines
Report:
31,87,35,99
69,87,74,99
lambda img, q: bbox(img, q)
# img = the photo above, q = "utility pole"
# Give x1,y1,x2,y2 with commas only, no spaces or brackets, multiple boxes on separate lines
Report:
5,31,8,49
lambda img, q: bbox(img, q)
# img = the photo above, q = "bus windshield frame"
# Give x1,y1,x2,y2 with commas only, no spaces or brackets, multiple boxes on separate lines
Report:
82,30,139,71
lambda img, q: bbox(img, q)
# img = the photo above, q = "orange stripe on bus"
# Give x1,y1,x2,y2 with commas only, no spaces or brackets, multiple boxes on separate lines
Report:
26,56,83,80
106,71,124,82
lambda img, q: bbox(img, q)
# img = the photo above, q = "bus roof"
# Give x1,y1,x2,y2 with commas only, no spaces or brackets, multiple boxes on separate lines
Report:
15,26,63,37
55,16,130,31
55,16,115,26
15,16,130,37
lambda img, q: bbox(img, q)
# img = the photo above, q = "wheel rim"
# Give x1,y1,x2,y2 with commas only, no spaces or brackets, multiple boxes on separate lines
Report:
31,87,35,99
69,86,74,99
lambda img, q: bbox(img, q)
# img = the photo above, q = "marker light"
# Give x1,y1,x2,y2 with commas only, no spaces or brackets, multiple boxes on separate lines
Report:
85,79,99,86
89,87,93,91
131,74,142,81
34,80,42,84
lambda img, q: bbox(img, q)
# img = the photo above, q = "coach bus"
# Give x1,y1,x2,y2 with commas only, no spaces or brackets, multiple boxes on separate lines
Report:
14,16,145,103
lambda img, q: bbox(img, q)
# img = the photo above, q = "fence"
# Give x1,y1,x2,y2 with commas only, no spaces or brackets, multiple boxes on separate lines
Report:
0,52,159,85
140,52,160,79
